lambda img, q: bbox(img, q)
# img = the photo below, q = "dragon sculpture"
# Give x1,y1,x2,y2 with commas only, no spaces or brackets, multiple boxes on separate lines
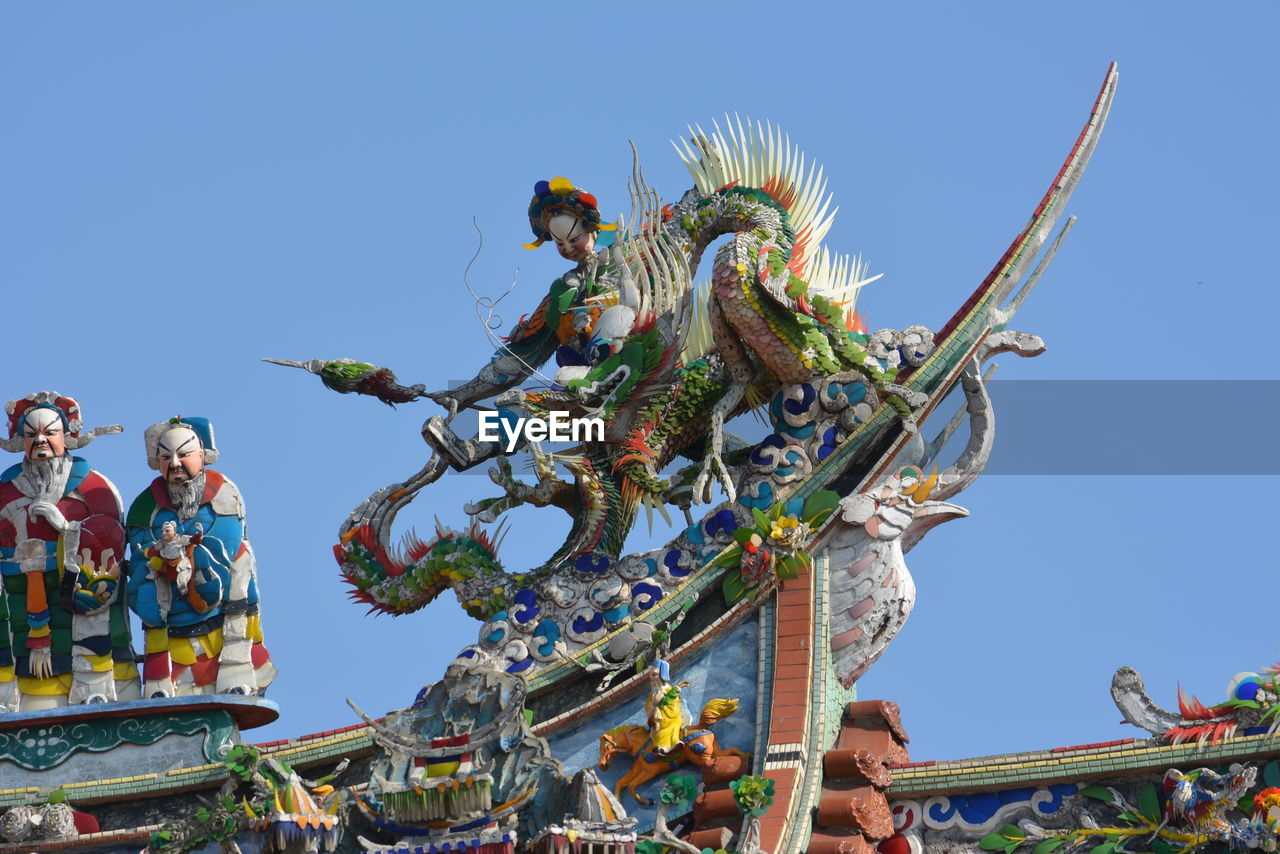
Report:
977,766,1280,854
1164,764,1280,850
273,64,1118,689
1113,663,1280,746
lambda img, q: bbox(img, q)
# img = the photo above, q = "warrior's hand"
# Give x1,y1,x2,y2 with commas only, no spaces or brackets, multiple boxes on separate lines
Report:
30,501,68,533
425,390,461,420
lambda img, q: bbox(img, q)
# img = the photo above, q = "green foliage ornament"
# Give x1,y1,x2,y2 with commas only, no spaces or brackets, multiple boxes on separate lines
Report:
661,772,701,814
223,743,260,781
730,774,776,818
978,824,1026,854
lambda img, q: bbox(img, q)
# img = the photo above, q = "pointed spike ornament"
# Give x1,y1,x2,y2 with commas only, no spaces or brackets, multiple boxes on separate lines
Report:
263,356,426,407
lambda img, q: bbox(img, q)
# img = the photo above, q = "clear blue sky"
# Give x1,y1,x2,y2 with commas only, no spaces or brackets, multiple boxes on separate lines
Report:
3,3,1277,762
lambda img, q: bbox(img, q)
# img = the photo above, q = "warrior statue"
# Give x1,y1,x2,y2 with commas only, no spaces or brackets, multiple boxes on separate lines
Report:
126,417,276,697
421,176,628,469
0,392,135,711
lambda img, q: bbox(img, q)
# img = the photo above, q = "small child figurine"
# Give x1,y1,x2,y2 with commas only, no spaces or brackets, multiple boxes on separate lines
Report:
144,521,206,622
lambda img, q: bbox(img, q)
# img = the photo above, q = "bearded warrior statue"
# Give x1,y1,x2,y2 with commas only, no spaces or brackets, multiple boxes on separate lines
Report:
0,392,136,711
126,417,276,697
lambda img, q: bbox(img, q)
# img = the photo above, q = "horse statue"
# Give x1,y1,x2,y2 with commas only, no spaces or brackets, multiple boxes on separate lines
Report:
598,698,748,805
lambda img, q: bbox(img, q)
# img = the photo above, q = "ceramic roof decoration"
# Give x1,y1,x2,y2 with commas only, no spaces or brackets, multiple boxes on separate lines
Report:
0,391,132,712
17,62,1276,854
0,406,282,847
128,416,277,699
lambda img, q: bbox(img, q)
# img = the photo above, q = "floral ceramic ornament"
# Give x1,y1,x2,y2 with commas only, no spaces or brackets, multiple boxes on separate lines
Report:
716,490,840,604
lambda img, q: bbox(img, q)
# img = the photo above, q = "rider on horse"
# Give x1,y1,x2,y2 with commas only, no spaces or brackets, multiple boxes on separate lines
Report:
645,659,690,757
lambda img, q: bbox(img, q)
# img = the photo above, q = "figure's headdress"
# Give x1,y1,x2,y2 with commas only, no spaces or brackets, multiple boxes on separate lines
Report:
0,391,122,453
144,416,219,470
522,176,616,250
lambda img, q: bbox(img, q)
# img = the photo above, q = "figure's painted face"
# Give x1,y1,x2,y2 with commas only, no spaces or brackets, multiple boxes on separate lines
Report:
547,212,595,263
156,426,205,483
22,408,67,461
161,521,177,541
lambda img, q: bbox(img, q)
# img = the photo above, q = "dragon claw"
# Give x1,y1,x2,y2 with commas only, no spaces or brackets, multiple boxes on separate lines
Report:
487,456,514,486
692,454,735,505
464,499,502,523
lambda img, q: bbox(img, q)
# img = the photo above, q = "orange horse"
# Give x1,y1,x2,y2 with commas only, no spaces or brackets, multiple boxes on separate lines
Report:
598,698,749,805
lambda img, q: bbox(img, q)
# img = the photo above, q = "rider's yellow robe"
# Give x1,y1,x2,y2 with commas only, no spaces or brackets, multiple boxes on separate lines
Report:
646,682,685,753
